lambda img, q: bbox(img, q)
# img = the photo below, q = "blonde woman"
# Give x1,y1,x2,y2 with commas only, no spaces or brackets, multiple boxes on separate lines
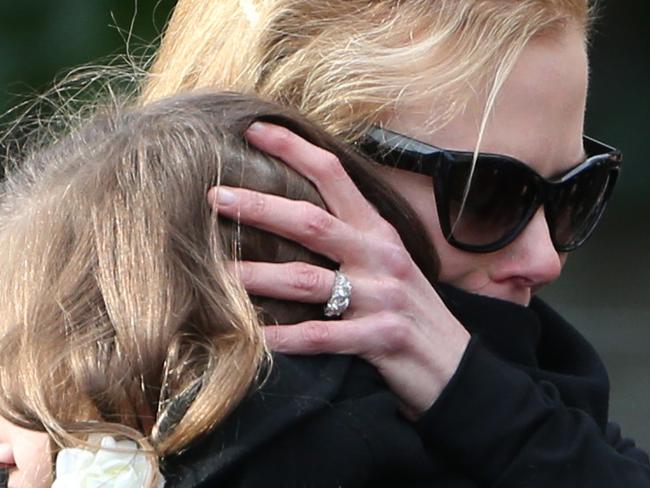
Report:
140,0,650,485
0,91,444,487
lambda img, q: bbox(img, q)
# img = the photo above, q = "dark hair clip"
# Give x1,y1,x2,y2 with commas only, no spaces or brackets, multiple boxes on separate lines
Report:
152,376,204,442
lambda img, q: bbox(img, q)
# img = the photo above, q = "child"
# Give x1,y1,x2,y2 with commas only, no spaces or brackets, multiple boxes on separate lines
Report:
0,91,435,487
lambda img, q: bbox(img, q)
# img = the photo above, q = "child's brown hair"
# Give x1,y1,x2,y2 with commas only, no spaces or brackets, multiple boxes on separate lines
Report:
0,91,438,480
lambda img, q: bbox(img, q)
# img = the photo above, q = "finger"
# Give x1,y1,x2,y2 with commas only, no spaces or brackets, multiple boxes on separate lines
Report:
233,261,336,303
233,260,412,315
245,122,380,229
265,315,466,415
264,312,416,359
263,318,382,356
209,186,365,263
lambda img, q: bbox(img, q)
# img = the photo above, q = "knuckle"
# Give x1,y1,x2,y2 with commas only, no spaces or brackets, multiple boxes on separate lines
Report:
269,126,295,154
290,263,322,294
377,278,408,310
374,314,413,355
316,151,347,181
380,243,413,279
301,204,334,237
301,323,331,350
377,221,403,244
247,192,268,221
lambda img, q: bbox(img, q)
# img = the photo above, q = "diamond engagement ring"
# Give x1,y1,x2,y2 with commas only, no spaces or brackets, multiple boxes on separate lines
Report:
323,271,352,318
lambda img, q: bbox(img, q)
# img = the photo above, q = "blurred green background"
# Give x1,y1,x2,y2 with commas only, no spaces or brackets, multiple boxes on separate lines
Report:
0,0,648,450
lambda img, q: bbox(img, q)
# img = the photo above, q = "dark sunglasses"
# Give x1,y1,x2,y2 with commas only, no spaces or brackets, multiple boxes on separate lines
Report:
360,127,622,253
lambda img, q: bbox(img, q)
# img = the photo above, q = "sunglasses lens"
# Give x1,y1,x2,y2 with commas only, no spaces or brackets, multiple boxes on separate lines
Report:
362,126,620,253
548,163,613,250
444,157,537,249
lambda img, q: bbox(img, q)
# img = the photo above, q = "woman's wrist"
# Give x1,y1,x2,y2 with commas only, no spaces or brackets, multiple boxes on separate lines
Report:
412,314,471,416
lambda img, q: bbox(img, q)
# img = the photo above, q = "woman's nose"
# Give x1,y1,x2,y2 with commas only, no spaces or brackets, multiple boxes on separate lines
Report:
507,207,564,287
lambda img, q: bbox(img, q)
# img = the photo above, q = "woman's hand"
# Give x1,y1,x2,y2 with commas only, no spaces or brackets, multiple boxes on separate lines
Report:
208,122,470,417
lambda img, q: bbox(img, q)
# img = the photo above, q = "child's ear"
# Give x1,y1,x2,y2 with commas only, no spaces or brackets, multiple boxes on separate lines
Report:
0,441,15,465
0,416,52,488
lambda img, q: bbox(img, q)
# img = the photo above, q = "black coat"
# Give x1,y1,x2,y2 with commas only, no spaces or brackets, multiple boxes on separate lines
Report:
163,284,650,487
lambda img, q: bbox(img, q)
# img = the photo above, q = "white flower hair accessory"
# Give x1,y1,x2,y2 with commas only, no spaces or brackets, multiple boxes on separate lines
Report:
52,435,164,488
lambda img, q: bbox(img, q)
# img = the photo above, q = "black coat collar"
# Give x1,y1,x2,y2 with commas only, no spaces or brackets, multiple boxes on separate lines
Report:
164,285,610,485
163,354,355,486
437,283,610,428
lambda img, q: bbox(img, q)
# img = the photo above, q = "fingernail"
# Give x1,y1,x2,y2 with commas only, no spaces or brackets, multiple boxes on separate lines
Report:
215,188,237,206
247,121,266,132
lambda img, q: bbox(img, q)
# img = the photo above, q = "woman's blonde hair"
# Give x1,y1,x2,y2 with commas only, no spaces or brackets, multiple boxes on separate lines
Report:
142,0,594,142
0,91,438,482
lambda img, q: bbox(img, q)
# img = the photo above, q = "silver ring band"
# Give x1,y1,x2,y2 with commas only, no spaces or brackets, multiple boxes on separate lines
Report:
324,271,352,318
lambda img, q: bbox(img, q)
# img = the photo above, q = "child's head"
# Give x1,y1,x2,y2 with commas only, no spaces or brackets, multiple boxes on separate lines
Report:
0,91,437,484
